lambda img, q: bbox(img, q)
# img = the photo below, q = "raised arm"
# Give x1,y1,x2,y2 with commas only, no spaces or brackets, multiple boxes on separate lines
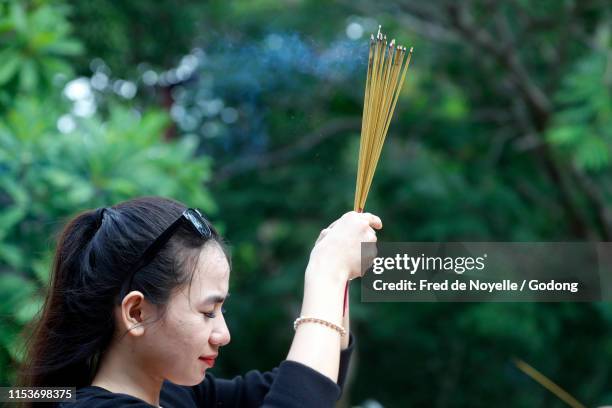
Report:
286,211,381,380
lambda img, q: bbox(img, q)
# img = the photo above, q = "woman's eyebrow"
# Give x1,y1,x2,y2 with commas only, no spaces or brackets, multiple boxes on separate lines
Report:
202,292,230,305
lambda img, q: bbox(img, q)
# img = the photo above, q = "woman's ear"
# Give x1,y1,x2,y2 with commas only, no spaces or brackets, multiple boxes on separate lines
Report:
118,291,150,337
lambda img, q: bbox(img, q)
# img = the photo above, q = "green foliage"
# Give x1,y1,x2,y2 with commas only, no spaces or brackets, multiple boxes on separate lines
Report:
547,51,612,171
0,1,82,105
66,0,206,77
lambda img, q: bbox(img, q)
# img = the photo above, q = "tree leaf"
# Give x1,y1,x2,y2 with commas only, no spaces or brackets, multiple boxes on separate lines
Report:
0,54,21,85
19,59,38,91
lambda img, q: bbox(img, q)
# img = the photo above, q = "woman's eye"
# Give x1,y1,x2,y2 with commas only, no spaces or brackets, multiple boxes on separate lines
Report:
203,307,226,319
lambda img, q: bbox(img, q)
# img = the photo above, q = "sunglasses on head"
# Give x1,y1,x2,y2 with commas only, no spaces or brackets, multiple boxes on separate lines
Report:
122,208,214,296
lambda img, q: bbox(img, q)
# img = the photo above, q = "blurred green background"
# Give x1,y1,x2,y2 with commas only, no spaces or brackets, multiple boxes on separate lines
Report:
1,0,612,407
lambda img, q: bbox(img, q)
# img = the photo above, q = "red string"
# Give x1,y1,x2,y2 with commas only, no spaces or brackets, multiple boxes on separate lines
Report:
343,281,349,316
342,207,364,316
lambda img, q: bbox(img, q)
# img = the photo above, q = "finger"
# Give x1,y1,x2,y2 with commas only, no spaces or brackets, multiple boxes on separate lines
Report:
365,230,377,242
315,228,329,244
361,212,383,229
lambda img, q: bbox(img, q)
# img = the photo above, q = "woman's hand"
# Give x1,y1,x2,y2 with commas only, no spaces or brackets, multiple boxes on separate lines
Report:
307,211,382,283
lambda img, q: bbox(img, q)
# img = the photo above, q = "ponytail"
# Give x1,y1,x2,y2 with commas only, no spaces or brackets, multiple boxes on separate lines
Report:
18,208,109,391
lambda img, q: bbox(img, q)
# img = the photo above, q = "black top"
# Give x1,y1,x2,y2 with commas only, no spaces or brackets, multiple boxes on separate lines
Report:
57,334,354,408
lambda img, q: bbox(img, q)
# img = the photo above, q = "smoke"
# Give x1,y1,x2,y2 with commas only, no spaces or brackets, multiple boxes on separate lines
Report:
169,32,370,158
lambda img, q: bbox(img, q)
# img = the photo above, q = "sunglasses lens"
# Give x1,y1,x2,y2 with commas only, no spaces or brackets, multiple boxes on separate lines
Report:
185,209,213,239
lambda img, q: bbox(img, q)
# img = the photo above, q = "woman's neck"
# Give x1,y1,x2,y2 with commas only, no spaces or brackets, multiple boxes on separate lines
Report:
91,343,164,407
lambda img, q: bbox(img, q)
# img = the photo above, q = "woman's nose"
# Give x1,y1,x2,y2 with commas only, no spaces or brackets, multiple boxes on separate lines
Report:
210,315,231,347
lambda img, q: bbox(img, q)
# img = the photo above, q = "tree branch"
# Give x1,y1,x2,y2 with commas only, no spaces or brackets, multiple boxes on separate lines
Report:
446,3,552,129
570,166,612,240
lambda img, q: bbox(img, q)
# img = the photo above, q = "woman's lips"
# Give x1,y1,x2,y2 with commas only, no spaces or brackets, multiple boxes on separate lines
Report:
199,356,216,367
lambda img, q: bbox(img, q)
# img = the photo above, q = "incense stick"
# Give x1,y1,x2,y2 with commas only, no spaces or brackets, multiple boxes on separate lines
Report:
344,27,414,316
514,358,586,408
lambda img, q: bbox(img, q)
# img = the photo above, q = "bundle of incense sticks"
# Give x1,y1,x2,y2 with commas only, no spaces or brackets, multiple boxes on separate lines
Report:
344,26,413,315
354,26,413,212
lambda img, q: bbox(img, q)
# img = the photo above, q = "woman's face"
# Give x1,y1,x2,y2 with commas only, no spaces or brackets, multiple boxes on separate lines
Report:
143,241,231,385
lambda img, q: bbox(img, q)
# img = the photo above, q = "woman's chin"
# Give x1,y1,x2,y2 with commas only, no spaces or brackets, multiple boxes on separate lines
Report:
167,370,206,386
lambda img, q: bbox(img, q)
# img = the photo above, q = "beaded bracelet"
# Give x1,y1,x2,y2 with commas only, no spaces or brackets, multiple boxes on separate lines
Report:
293,316,346,337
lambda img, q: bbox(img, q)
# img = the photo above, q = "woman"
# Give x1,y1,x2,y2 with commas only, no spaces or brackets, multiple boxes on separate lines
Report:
18,196,381,407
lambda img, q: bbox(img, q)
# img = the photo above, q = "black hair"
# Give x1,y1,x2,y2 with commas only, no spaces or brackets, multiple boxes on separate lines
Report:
16,196,227,401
